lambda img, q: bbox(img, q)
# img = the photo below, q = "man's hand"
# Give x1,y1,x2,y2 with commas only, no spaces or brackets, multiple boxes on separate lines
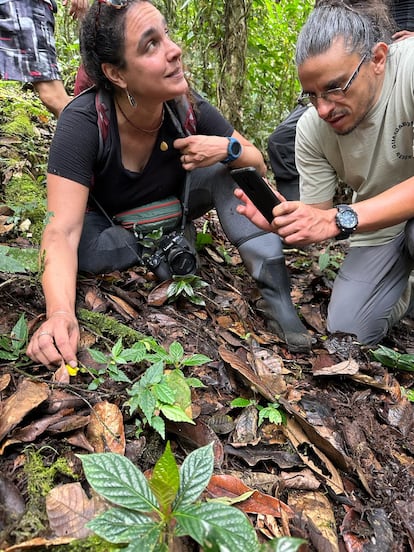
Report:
272,202,338,246
235,187,338,246
63,0,90,20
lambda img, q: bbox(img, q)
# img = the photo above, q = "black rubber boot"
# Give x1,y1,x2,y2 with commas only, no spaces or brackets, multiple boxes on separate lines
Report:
239,237,312,352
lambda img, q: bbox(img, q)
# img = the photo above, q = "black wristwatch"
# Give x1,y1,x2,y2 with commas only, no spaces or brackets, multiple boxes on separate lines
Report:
221,137,242,164
335,204,358,240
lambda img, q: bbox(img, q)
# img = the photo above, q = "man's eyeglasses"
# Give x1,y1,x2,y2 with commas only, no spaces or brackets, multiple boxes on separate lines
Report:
298,53,368,107
98,0,128,8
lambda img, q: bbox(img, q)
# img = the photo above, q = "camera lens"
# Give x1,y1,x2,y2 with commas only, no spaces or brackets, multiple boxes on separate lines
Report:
169,249,197,275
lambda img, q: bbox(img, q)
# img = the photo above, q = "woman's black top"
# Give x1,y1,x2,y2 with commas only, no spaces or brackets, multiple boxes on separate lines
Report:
48,89,233,216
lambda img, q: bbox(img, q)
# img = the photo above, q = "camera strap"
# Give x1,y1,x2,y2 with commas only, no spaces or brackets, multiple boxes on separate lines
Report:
164,101,191,233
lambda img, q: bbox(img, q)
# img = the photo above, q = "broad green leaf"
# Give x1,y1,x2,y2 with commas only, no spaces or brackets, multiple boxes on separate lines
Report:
371,345,414,372
0,245,38,273
182,354,212,366
150,442,179,512
175,502,258,550
78,453,159,512
11,314,28,351
168,341,184,364
230,398,254,408
0,351,18,361
137,388,157,421
150,415,166,439
258,407,283,426
111,338,124,358
87,507,157,543
153,382,176,405
164,370,191,410
260,536,307,551
318,251,330,272
184,377,205,388
141,361,164,386
160,404,194,424
174,443,214,510
123,342,148,363
88,348,109,364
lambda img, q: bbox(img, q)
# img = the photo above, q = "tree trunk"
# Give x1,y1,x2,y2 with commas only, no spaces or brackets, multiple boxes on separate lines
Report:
218,0,248,127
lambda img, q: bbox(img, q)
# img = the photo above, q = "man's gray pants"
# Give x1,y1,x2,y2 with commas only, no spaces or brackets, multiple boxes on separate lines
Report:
327,220,414,345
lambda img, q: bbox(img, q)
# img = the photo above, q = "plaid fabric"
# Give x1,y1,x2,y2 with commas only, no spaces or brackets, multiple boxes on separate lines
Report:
0,0,61,83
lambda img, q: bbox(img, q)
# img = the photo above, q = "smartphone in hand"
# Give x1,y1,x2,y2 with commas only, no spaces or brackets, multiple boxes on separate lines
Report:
230,166,280,223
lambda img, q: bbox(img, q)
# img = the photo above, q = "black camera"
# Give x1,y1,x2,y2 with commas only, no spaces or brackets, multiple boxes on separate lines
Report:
144,231,198,281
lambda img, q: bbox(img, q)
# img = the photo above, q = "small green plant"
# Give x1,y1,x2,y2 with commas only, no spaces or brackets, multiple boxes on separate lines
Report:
370,344,414,372
318,244,344,281
0,314,30,363
230,397,286,426
127,341,208,438
86,338,208,438
402,387,414,402
167,274,209,305
78,443,306,551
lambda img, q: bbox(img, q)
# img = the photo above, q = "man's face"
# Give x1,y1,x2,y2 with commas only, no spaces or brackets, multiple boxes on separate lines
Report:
297,38,385,135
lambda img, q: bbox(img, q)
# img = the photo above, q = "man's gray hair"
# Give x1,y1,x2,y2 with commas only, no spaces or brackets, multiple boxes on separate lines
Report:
295,0,395,66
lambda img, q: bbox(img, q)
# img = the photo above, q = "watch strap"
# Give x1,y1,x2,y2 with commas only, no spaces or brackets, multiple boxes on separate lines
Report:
221,137,242,164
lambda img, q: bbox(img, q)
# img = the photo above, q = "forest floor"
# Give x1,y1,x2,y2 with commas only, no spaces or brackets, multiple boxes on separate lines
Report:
0,214,413,551
0,91,413,551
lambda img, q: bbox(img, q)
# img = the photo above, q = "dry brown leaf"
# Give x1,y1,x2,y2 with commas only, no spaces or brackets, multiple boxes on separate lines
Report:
84,286,107,312
166,418,224,468
312,358,359,376
44,389,86,414
46,482,104,538
0,372,11,392
289,491,339,552
207,474,294,518
0,409,75,453
280,468,321,491
283,416,345,496
66,430,95,452
4,537,75,550
108,293,139,319
0,379,49,446
218,345,276,402
86,400,126,454
52,361,70,384
147,280,172,306
47,414,91,434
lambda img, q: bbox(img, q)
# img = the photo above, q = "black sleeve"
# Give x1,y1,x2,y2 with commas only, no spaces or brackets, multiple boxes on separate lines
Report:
193,92,234,137
47,94,100,187
267,105,307,183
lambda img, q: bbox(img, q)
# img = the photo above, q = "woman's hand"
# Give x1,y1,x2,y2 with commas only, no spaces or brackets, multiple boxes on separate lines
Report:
27,311,79,369
174,135,231,170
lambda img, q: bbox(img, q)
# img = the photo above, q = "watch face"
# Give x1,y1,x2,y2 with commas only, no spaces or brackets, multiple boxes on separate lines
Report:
230,139,242,156
338,208,358,230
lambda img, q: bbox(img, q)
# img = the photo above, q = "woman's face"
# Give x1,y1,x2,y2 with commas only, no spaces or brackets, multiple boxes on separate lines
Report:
118,2,188,103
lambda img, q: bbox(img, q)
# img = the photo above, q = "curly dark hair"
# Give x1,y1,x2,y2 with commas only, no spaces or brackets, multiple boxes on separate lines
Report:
80,0,151,92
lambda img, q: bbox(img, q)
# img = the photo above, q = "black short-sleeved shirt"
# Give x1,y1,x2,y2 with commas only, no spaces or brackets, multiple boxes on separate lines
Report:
48,89,233,216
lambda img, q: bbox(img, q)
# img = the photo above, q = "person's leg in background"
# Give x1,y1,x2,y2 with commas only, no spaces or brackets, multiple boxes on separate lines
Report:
267,104,308,201
0,0,70,117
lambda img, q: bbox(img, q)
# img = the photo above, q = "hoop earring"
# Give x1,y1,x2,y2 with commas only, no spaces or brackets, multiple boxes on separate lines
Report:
126,89,137,108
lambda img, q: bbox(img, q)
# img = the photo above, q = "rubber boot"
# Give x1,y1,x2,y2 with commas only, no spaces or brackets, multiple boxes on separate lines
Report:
239,237,312,352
